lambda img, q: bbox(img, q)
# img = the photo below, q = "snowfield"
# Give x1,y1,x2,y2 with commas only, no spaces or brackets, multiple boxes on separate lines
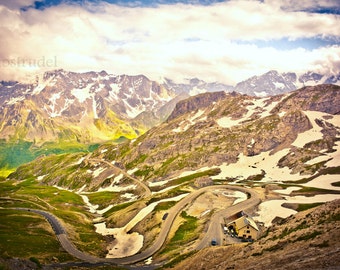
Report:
255,194,340,227
211,149,305,182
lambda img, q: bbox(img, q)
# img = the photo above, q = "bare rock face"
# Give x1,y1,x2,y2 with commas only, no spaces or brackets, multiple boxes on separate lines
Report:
271,84,340,114
234,70,297,96
167,91,227,121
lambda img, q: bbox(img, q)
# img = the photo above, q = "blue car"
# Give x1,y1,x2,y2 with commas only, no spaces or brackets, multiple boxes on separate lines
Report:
211,239,217,246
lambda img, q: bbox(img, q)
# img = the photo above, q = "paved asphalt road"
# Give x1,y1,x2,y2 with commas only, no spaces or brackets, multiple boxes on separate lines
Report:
195,186,261,250
14,184,260,266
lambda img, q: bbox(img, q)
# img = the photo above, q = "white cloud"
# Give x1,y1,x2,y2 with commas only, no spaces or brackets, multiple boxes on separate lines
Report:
0,0,35,10
0,0,339,84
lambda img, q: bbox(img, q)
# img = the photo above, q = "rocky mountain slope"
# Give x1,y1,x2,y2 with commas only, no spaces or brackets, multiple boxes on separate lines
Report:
1,69,339,176
170,199,340,270
9,84,340,192
161,77,233,96
0,70,187,174
233,70,340,96
162,70,340,97
0,69,178,145
1,69,339,146
92,84,340,184
4,84,340,269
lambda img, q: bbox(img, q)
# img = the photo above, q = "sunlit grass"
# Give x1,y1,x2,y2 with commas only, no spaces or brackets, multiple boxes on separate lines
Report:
0,209,74,263
0,179,107,258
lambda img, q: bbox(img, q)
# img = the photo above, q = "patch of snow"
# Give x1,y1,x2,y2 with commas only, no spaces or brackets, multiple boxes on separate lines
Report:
278,111,287,117
216,116,242,128
247,138,255,148
95,223,143,258
80,194,98,214
172,110,206,133
123,99,144,118
48,97,74,118
121,192,138,200
92,167,106,178
152,184,181,195
73,156,86,165
113,174,124,184
326,141,340,167
124,193,188,232
98,184,137,193
292,111,325,147
176,167,212,179
71,84,93,103
254,200,296,227
6,96,25,105
305,155,330,165
77,184,87,194
212,149,308,182
302,175,340,191
37,174,47,181
32,75,55,95
53,185,73,192
97,205,114,215
144,257,153,265
222,191,247,205
148,180,169,187
274,82,285,89
127,168,138,175
172,123,186,133
274,187,302,195
254,91,267,97
255,194,340,227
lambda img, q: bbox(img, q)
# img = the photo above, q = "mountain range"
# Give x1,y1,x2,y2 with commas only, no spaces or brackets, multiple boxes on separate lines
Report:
0,69,340,174
9,83,340,192
2,78,340,269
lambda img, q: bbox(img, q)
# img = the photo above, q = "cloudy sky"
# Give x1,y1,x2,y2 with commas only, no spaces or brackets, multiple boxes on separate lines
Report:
0,0,339,84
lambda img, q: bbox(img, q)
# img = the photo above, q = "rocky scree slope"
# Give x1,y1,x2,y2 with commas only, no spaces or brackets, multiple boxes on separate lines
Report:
170,199,340,270
92,84,340,183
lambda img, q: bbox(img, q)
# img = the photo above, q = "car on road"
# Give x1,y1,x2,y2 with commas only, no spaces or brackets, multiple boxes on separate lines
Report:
211,239,217,246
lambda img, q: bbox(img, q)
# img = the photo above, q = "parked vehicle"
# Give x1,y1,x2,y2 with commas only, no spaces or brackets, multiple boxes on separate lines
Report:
162,213,168,220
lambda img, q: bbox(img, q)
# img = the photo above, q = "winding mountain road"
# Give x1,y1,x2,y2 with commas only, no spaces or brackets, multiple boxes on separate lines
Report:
13,184,260,266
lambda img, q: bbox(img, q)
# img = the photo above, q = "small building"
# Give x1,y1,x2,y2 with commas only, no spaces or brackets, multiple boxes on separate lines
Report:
227,215,259,240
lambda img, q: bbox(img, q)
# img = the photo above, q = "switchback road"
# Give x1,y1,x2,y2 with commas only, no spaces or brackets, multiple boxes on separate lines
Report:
12,184,261,266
